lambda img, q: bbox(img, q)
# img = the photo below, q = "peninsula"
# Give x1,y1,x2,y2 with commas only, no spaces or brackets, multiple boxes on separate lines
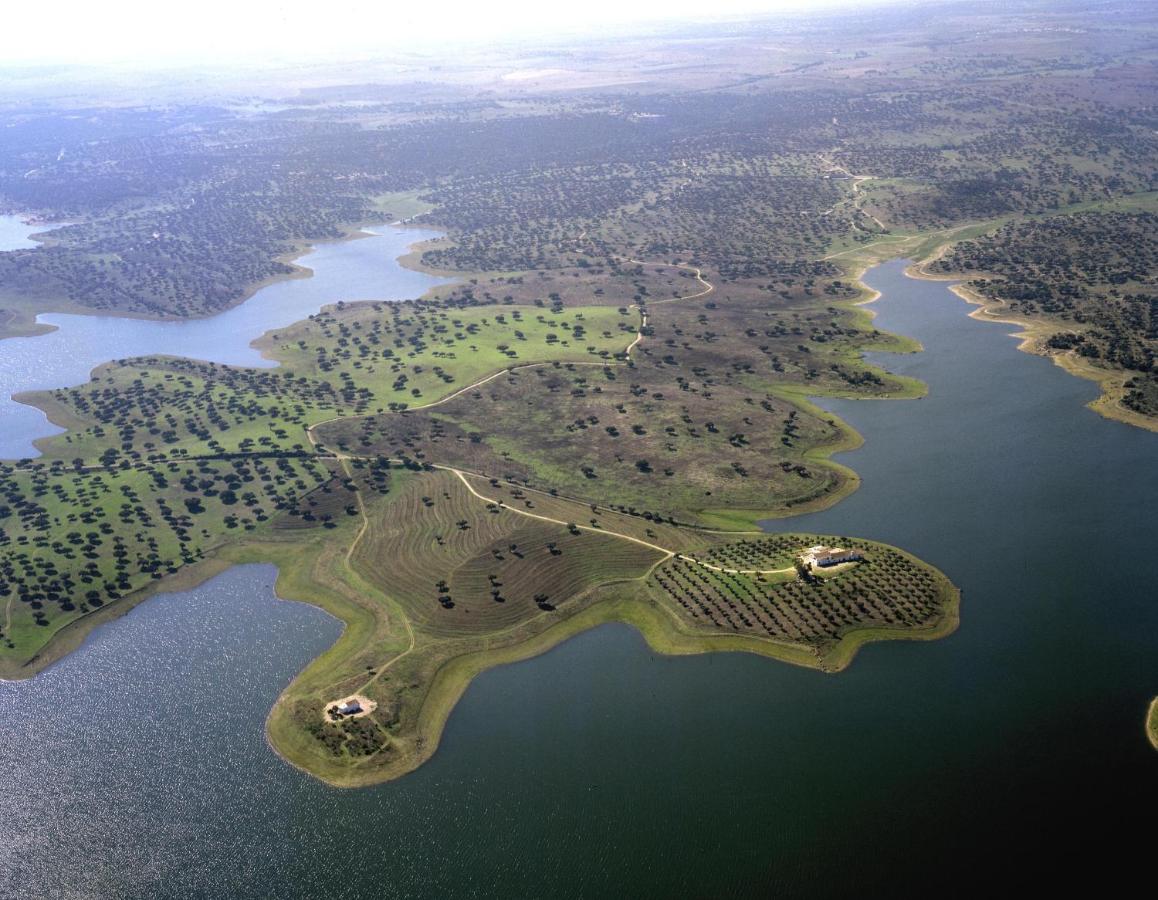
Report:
0,242,957,784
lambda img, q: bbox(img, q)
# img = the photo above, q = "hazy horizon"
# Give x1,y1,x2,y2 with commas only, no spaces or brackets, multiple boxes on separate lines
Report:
4,0,932,68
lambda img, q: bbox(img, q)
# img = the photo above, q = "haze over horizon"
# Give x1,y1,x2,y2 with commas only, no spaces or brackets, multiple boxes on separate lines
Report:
4,0,929,67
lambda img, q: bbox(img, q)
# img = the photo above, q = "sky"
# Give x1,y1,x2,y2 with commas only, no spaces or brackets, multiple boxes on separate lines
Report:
1,0,908,66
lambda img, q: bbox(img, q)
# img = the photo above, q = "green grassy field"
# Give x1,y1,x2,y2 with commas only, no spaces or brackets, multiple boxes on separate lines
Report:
0,453,348,675
0,279,655,671
261,301,638,411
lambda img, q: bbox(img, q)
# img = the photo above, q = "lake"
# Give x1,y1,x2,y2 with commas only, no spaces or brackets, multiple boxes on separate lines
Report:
0,259,1154,897
0,226,448,458
0,213,69,251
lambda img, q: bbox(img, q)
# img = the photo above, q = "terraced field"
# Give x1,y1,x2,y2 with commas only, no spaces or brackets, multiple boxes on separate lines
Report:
262,455,956,782
349,468,665,634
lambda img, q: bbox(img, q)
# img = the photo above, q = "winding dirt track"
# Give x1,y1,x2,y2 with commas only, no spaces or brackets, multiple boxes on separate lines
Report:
305,259,790,580
300,258,802,719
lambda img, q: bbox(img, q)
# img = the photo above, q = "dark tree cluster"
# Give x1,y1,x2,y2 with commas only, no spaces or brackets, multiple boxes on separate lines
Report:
931,211,1157,414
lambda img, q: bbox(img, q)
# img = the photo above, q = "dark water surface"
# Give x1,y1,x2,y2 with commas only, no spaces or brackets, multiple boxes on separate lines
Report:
1,260,1155,898
0,226,446,458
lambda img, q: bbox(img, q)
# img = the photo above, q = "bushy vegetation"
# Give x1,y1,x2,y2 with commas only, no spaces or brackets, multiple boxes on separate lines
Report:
318,258,917,526
3,2,1155,344
0,454,345,653
930,211,1157,416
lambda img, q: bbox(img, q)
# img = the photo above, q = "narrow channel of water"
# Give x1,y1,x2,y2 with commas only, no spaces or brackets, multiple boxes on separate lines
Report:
0,226,448,458
0,259,1154,898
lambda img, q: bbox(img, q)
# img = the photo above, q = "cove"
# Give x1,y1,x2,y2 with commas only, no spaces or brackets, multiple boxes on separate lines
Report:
0,213,68,251
0,259,1154,898
0,226,448,459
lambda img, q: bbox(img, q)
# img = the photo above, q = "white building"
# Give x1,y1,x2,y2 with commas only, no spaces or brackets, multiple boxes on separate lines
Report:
802,545,863,568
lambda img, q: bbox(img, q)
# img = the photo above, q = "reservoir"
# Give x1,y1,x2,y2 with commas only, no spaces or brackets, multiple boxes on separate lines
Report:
0,260,1155,897
0,226,447,458
0,214,69,251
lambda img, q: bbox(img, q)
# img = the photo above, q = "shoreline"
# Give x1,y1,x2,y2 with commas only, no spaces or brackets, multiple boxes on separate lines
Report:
2,220,458,461
905,261,1157,434
1,243,934,677
697,254,933,531
0,230,335,343
0,218,449,344
263,544,959,789
0,552,238,681
2,231,961,787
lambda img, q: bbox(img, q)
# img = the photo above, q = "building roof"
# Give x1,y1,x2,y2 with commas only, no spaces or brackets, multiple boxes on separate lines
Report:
814,547,861,562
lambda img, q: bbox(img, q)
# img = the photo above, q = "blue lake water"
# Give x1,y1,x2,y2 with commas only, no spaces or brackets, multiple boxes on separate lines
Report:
0,259,1155,897
0,213,68,251
0,226,448,458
